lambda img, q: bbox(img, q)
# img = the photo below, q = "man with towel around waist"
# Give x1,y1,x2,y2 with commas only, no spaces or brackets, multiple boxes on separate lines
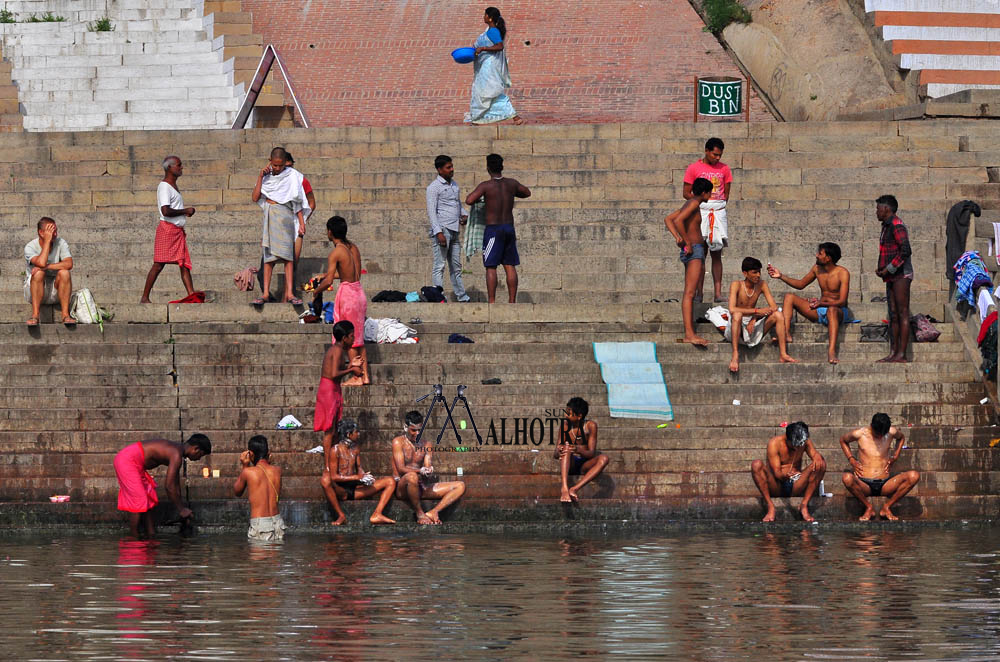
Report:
725,256,796,373
767,242,853,365
311,216,370,385
251,146,310,306
141,156,198,303
684,137,732,303
113,434,212,538
234,435,285,541
750,422,826,523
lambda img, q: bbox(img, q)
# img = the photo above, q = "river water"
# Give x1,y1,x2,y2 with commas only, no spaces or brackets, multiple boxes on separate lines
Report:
2,528,999,661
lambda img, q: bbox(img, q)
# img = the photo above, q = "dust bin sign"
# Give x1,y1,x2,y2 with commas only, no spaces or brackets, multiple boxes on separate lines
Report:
698,77,742,117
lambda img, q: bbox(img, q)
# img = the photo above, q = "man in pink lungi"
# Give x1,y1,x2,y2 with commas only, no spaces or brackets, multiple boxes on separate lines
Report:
310,216,370,385
141,156,198,303
113,435,211,538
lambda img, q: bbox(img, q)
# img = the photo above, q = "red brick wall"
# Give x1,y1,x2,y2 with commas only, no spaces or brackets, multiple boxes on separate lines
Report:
240,0,773,126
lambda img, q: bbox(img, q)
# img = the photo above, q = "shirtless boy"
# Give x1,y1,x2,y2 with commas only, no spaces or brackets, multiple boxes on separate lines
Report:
233,435,285,542
840,413,920,521
320,419,396,525
665,177,715,346
391,411,466,525
750,421,827,522
311,216,369,385
112,434,212,537
767,242,851,364
315,320,363,524
726,256,796,373
464,153,531,303
555,397,609,503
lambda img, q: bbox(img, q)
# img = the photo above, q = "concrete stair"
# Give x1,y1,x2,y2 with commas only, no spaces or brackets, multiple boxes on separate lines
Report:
0,120,997,523
0,0,243,131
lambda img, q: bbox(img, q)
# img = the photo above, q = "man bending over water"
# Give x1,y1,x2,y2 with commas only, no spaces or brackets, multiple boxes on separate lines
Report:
321,419,396,525
391,411,466,524
767,242,851,364
234,435,285,542
750,422,826,522
840,413,919,521
113,434,211,537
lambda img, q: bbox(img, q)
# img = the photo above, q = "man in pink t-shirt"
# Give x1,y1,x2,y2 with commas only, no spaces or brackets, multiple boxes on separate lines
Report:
683,137,733,302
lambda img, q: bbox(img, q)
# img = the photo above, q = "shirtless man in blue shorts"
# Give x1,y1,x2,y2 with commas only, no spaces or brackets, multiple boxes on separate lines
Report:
465,153,531,303
665,178,714,345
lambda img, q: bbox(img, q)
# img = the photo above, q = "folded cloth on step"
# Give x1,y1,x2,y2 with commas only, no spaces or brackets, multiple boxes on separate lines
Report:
234,267,258,292
364,317,418,344
276,414,302,430
169,291,206,304
593,341,672,421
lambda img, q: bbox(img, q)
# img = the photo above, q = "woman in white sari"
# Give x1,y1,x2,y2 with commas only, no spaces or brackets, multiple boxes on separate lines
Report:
464,7,524,125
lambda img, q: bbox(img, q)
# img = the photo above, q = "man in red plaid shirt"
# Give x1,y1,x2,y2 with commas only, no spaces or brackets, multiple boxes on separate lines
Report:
875,195,912,363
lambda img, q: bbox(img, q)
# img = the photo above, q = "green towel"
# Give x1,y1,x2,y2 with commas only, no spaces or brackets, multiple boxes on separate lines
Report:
464,198,486,259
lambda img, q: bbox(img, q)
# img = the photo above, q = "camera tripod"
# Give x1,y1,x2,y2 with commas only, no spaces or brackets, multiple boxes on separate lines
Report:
414,384,484,446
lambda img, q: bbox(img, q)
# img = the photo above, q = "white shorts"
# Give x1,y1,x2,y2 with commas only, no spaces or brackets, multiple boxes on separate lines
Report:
700,200,728,252
23,273,58,304
723,313,768,347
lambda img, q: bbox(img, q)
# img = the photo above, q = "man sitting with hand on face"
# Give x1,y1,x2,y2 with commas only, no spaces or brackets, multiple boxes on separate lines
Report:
24,217,74,326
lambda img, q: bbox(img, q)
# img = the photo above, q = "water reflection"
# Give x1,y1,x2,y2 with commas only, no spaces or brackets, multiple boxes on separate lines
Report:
1,529,1000,660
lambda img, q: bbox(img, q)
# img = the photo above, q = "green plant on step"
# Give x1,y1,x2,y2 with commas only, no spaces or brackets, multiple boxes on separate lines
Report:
701,0,751,34
0,9,14,23
25,12,66,23
87,16,114,32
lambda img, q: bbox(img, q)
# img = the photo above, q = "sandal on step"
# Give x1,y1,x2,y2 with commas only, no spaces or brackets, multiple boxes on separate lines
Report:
62,316,76,326
288,297,303,306
26,317,38,327
251,297,267,305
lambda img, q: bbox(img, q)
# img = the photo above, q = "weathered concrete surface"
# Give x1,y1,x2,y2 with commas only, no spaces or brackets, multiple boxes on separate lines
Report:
723,0,908,120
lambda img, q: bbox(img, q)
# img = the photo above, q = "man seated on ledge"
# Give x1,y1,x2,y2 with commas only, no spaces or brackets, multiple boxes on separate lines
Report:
234,435,284,542
725,256,795,373
391,410,466,525
767,242,851,365
113,434,212,538
555,397,609,503
321,419,396,525
24,217,74,326
840,413,919,521
750,421,826,523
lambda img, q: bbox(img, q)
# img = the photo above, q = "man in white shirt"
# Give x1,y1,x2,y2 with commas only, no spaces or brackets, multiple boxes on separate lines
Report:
141,155,197,303
426,155,470,302
24,217,73,326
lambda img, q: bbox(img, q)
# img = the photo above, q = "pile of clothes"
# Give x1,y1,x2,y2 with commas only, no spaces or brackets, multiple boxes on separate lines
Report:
363,318,418,344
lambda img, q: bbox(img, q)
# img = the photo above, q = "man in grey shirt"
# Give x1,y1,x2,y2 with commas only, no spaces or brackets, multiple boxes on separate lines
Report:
24,217,74,326
426,155,470,302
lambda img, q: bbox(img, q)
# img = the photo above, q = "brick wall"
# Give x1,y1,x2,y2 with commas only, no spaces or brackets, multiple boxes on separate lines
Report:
239,0,773,126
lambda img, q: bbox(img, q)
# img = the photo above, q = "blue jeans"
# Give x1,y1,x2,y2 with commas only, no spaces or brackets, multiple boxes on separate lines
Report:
431,228,469,302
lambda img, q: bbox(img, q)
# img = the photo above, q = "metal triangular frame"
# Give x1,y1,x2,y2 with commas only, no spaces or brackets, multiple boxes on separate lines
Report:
231,44,310,129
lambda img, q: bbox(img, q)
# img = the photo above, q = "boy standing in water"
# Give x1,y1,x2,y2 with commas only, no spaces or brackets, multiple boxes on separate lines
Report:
315,320,363,524
233,435,284,541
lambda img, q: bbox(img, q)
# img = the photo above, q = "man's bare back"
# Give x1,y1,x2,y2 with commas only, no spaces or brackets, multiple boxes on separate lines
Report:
466,177,531,225
330,242,360,283
239,459,281,519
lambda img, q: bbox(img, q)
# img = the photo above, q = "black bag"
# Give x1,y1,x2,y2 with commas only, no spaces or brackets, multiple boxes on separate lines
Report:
372,289,407,303
860,323,889,343
420,286,446,303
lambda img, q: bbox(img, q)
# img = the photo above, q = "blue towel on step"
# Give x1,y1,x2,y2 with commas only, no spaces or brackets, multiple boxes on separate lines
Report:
592,341,673,421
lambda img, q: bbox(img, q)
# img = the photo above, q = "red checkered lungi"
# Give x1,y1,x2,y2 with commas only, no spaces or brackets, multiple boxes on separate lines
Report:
153,220,192,269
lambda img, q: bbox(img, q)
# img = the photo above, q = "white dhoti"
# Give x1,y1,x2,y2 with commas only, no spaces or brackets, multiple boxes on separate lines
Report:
724,313,768,347
700,200,728,252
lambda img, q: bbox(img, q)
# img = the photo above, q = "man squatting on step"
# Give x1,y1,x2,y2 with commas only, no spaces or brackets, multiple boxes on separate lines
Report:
391,411,466,525
233,435,285,542
113,435,212,537
840,413,919,521
750,422,826,522
556,397,609,503
321,419,396,526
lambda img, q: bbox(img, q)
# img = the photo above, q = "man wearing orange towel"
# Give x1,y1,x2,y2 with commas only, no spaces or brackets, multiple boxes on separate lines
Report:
113,435,212,538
